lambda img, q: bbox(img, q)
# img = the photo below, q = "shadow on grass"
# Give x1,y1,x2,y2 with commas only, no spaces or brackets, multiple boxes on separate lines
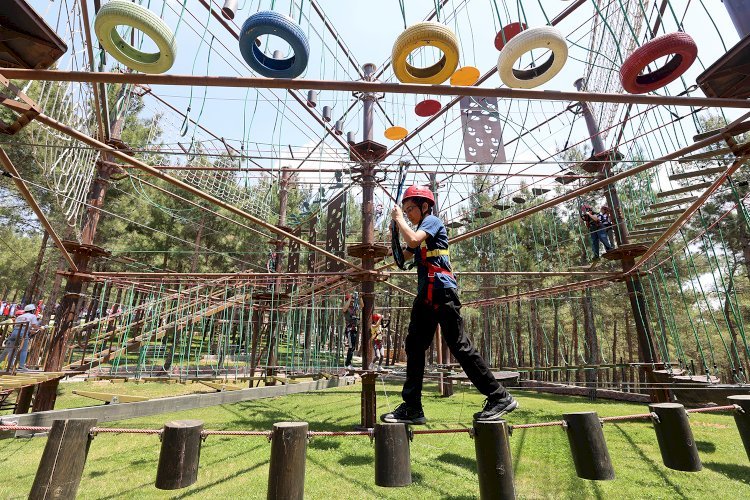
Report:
309,439,340,450
437,452,474,471
175,460,268,499
338,454,371,466
703,462,750,485
695,440,716,454
612,424,689,500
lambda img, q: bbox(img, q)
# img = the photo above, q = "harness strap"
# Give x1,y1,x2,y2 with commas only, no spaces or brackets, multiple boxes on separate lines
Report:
420,246,455,305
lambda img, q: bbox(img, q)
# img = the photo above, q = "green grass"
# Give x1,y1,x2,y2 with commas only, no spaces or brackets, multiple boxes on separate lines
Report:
1,381,749,499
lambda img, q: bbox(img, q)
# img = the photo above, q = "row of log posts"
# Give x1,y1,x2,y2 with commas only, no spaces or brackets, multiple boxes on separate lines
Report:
27,398,750,499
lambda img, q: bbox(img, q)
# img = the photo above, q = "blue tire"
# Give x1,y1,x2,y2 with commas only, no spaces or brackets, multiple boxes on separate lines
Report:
239,11,309,79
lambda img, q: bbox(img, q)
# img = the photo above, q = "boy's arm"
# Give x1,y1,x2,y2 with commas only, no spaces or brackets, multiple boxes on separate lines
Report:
395,219,428,248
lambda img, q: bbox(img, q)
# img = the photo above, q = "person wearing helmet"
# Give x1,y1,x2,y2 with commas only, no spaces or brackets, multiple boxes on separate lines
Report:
0,303,40,371
382,186,517,425
600,205,616,249
581,203,613,261
371,313,385,371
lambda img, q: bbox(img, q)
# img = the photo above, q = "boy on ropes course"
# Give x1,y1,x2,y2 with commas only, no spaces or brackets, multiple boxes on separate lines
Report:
342,292,362,371
581,203,613,261
371,313,385,371
382,185,517,425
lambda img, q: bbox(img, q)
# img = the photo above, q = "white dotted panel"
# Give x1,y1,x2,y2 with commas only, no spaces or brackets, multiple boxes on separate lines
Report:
459,96,506,164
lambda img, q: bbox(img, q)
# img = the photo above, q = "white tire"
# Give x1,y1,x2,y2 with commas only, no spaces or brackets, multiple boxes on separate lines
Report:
496,26,567,89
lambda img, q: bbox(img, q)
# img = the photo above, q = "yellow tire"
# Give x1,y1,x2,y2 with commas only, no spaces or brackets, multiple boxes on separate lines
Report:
94,0,176,74
391,22,460,85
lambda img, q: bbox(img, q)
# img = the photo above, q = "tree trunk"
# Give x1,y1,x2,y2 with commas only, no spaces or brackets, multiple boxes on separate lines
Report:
23,230,49,305
190,212,206,273
572,303,579,383
503,290,514,367
515,295,522,371
553,299,559,382
612,318,618,387
582,287,598,392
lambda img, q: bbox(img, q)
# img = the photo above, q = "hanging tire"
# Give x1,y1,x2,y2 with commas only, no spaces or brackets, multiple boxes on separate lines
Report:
391,22,460,85
496,26,567,89
94,0,176,74
619,32,697,94
239,11,309,79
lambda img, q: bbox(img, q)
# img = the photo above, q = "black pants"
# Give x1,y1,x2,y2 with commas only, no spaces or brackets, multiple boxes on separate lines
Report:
344,327,358,366
402,288,507,407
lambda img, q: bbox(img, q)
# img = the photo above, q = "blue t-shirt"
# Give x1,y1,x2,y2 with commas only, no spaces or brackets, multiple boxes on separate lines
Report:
408,215,458,295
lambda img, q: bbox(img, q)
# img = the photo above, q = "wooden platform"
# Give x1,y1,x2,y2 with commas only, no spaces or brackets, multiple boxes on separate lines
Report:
698,31,750,99
656,181,713,198
634,219,677,230
448,371,520,386
652,369,750,407
0,0,67,70
669,166,727,181
641,208,685,220
72,390,149,404
0,372,66,390
602,243,649,261
650,196,698,210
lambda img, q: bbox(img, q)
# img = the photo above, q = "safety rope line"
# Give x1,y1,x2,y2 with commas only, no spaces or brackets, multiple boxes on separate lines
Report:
1,404,738,437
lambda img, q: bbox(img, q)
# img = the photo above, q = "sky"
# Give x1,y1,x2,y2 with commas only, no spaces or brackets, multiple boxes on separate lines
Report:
24,0,747,227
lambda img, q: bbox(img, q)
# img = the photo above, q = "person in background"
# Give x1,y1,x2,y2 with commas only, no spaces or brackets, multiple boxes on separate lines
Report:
0,304,40,371
600,205,617,250
371,313,385,371
342,292,362,370
581,203,612,261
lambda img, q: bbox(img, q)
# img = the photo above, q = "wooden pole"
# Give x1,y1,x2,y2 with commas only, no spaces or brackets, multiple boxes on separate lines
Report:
267,422,308,500
29,418,97,500
474,420,515,499
155,420,204,490
563,412,615,480
374,423,411,487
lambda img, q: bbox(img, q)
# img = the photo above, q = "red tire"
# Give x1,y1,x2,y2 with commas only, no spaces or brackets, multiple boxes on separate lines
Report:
619,32,697,94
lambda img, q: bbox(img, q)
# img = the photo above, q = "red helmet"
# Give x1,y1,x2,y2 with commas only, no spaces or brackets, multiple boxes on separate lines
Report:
402,185,435,206
372,313,382,323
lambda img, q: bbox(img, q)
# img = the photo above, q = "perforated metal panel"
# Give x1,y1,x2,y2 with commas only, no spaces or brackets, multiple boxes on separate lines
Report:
325,192,347,272
459,96,506,164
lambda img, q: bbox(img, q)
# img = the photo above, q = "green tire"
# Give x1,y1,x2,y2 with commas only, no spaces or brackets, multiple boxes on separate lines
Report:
94,0,176,74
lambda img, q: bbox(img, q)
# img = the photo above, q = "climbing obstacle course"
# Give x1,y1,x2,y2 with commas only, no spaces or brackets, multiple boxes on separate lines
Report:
1,0,750,495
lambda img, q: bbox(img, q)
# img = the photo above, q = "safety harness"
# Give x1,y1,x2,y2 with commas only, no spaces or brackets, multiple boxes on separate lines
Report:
419,246,454,305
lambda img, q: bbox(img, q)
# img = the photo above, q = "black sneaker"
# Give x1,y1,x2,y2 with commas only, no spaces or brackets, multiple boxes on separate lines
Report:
473,395,518,421
380,402,427,425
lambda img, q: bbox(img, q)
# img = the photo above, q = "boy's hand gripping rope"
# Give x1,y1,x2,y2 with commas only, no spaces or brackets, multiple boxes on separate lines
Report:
391,160,410,270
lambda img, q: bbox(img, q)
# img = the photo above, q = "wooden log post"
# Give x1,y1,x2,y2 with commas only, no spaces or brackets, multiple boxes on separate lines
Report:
155,420,204,490
29,418,97,500
649,403,702,471
360,372,377,429
563,412,615,480
15,385,34,414
728,395,750,461
267,422,308,500
473,420,515,499
374,422,411,487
